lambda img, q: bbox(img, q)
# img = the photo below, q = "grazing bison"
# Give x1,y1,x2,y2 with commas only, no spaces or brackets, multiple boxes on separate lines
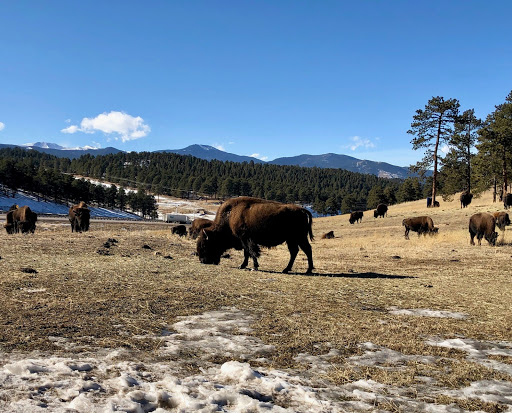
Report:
460,192,473,208
349,211,363,224
402,216,437,240
426,197,440,208
492,212,511,231
503,193,512,210
5,205,37,234
197,197,314,274
373,204,388,218
171,224,187,237
321,231,335,239
469,212,498,246
188,218,213,239
68,202,90,233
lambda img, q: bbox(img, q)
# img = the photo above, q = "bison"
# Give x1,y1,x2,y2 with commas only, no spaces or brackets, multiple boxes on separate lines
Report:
349,211,363,224
321,231,335,239
68,202,90,233
469,212,498,246
492,211,511,231
171,224,187,237
503,193,512,210
188,218,213,239
373,204,388,218
460,192,473,208
426,197,440,208
4,205,37,234
402,216,438,240
197,196,314,274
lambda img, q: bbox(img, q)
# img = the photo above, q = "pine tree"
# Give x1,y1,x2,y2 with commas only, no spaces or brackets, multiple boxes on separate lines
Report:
408,96,460,205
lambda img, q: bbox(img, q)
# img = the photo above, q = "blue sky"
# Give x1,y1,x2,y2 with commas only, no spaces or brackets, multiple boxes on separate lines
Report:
0,1,510,167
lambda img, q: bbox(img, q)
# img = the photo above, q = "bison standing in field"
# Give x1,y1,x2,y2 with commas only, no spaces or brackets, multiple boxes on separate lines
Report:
426,197,440,208
460,192,473,208
373,204,388,218
188,218,213,239
4,205,37,234
68,202,90,233
469,212,498,246
197,196,314,274
349,211,363,224
171,224,187,237
492,211,511,231
503,193,512,210
402,216,438,240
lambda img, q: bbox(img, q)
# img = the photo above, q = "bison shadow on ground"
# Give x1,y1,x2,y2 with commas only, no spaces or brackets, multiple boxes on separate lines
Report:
246,268,416,279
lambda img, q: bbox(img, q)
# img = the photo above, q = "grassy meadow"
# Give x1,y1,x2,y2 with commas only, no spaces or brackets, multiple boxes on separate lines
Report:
1,191,511,411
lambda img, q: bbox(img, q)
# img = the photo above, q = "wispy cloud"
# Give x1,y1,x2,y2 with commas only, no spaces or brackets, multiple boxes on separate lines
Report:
249,153,268,161
61,111,150,142
345,136,376,151
213,143,225,151
0,122,5,131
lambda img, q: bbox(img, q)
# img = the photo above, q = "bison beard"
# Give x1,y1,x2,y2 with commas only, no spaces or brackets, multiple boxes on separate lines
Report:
197,197,314,274
68,204,90,233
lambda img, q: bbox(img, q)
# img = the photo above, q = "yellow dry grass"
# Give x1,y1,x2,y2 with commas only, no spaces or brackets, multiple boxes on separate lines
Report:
0,191,511,411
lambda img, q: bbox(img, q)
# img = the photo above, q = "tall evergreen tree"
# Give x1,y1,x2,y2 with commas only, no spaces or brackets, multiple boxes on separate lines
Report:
408,96,460,204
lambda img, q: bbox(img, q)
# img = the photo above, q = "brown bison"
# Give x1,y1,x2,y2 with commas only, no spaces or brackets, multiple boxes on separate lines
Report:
321,231,335,239
373,204,388,218
349,211,363,224
188,218,213,239
460,192,473,208
171,224,187,237
492,212,511,231
197,197,314,274
4,205,37,234
469,212,498,246
402,216,438,240
68,202,90,233
503,193,512,210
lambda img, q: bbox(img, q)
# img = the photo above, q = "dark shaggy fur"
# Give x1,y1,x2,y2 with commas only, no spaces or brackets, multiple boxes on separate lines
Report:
5,205,37,234
197,197,314,274
460,192,473,208
68,202,90,233
373,204,388,218
492,211,511,231
321,231,335,239
171,224,187,237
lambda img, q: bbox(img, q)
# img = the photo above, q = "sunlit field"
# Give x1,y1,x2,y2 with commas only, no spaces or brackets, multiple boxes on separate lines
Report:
1,191,511,412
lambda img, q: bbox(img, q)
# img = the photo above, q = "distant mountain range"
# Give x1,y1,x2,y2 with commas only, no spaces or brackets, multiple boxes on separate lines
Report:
0,142,417,179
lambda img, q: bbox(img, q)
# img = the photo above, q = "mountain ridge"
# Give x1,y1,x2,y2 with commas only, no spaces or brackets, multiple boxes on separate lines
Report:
0,142,416,179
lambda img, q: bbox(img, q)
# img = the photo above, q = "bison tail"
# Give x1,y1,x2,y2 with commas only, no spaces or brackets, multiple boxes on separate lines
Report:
303,208,314,240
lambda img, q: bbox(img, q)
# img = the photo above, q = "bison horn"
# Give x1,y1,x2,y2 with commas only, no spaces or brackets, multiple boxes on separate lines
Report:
202,229,208,240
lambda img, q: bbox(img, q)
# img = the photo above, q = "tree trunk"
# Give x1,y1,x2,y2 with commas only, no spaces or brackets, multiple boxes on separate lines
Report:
502,147,508,197
432,118,442,203
493,176,497,203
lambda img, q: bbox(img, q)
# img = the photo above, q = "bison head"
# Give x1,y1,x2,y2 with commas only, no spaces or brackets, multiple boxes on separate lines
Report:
196,229,223,265
485,231,498,246
373,210,378,218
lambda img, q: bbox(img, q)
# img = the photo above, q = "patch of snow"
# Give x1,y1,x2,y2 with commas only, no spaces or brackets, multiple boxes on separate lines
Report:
388,307,469,319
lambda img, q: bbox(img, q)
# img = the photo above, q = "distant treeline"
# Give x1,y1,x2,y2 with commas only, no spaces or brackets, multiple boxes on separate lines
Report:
0,147,430,214
0,148,157,217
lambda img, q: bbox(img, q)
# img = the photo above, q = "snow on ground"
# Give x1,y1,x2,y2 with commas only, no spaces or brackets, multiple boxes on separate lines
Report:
0,191,142,220
2,307,512,412
388,307,469,319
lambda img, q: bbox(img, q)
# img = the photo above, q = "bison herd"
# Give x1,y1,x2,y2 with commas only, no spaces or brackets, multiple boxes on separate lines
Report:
3,192,512,274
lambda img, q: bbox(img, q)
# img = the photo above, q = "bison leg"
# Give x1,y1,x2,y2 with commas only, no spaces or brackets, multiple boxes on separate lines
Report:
283,241,299,274
299,239,314,274
404,227,410,240
239,239,260,271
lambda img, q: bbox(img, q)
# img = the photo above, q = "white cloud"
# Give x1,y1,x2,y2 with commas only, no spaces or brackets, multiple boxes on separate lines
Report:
440,144,451,154
0,122,5,131
249,153,268,161
61,125,79,134
213,144,226,151
60,111,150,142
345,136,376,151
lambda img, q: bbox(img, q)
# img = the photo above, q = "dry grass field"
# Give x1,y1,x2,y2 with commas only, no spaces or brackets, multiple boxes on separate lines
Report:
1,191,512,412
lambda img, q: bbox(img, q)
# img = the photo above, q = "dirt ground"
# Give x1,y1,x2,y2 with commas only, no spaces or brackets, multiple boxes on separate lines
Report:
1,191,511,411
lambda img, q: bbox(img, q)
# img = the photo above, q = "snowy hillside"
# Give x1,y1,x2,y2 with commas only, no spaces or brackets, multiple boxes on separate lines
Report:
0,191,143,220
